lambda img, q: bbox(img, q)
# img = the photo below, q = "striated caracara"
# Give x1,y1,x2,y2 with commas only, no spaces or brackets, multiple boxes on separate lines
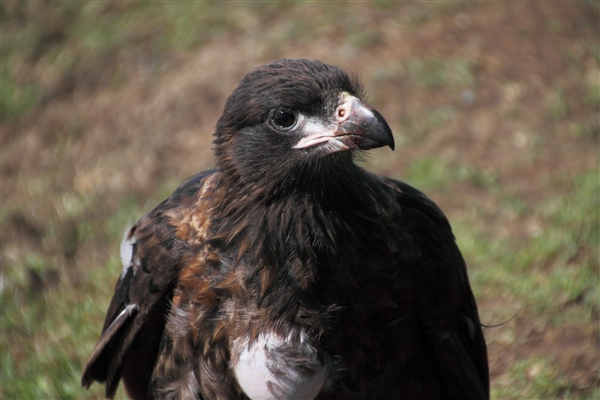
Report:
82,58,489,399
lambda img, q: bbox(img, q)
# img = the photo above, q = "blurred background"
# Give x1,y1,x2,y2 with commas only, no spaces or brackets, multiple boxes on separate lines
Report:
1,2,598,399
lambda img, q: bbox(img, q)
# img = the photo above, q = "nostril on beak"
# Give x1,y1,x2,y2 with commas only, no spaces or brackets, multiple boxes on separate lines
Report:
336,104,351,123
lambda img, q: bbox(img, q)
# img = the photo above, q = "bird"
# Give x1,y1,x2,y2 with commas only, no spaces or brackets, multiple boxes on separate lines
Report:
81,58,489,400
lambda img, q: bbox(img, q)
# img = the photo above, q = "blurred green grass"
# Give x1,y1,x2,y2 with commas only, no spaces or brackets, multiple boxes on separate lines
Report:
2,1,599,399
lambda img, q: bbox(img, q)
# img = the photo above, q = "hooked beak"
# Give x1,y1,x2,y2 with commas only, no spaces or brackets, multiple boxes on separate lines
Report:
293,94,395,153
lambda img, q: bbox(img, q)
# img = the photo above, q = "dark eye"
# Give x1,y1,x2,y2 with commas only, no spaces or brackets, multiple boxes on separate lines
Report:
271,108,296,129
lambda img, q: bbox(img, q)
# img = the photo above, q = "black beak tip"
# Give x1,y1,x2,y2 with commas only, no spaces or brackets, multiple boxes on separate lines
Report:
386,130,396,151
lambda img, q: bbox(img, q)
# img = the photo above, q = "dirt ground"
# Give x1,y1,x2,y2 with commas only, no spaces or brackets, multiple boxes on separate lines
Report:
2,2,598,398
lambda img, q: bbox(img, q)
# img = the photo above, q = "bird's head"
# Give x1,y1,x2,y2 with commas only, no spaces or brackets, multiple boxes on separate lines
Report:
213,59,394,196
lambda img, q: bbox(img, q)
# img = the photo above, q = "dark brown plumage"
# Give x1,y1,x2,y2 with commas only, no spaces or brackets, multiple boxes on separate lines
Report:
82,58,489,399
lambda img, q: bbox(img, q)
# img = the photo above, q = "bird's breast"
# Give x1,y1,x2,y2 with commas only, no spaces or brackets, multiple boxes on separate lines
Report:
232,331,327,400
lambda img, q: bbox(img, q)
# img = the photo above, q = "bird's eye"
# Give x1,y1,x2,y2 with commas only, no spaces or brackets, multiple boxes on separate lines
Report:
271,108,297,129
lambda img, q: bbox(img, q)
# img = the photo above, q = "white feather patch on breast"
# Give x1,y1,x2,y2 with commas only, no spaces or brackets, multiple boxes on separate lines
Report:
233,331,327,400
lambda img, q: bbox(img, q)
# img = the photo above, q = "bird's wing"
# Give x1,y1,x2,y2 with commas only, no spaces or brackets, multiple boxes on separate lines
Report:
81,169,217,400
382,177,489,400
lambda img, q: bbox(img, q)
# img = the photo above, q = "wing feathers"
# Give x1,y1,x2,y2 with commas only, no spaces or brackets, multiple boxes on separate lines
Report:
82,171,216,399
81,304,139,389
424,328,488,400
105,311,149,399
383,177,489,399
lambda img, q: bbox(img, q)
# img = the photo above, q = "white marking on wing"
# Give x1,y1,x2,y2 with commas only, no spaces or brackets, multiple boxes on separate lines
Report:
120,225,136,277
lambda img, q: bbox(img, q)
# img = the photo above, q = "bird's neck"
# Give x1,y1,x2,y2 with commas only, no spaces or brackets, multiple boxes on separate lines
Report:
206,160,401,324
211,160,395,280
